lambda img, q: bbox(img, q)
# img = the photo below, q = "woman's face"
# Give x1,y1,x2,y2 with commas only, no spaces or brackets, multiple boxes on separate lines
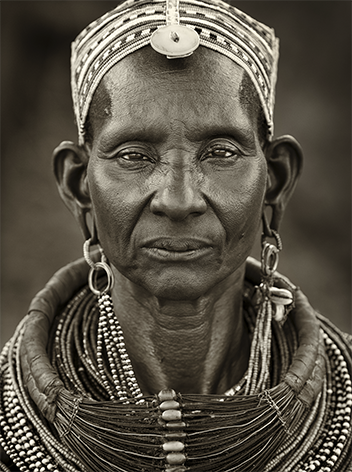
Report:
86,47,267,300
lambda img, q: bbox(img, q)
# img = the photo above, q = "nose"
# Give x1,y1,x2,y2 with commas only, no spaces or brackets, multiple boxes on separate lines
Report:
150,158,207,221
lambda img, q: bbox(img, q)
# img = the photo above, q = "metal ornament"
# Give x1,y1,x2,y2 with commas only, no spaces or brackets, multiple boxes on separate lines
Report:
150,0,200,59
83,238,115,296
260,231,293,324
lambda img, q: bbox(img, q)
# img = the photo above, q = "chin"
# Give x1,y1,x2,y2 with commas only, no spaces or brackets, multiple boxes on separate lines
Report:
152,285,206,301
155,290,208,302
136,269,219,301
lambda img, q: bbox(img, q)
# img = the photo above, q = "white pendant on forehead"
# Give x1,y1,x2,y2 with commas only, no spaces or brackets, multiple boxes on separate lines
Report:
150,0,200,58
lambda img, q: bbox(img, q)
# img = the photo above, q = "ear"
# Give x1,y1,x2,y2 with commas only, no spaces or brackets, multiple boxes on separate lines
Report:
53,141,93,240
264,135,303,232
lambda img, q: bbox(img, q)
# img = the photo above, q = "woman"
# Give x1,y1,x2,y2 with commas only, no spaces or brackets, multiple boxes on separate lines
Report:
1,1,351,471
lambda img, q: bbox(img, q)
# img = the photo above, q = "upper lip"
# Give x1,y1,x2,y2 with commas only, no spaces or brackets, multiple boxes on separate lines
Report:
142,238,212,252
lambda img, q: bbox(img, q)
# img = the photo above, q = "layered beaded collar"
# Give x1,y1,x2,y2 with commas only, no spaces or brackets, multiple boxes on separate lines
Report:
0,257,351,471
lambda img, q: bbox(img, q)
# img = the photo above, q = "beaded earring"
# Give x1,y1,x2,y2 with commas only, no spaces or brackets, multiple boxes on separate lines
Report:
260,229,294,324
83,238,143,401
245,221,294,395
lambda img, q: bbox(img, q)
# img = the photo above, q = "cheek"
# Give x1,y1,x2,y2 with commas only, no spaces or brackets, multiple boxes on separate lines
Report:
86,162,141,258
87,152,267,286
207,158,267,253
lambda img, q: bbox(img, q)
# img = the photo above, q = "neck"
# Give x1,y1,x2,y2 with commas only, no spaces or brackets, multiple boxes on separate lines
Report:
110,266,250,395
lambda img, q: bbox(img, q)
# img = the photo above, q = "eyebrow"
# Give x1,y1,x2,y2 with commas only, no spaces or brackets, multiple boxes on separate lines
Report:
189,124,256,148
97,125,163,152
96,119,257,153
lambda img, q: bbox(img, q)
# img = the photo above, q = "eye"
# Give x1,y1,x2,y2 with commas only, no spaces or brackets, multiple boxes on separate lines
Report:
205,149,236,159
118,151,150,161
110,146,156,168
202,143,241,161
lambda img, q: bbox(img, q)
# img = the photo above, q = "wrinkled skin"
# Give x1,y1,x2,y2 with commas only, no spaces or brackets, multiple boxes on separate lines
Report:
54,47,302,394
87,47,267,301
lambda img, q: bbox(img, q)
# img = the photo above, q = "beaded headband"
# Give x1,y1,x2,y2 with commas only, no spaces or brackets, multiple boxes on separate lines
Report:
71,0,279,144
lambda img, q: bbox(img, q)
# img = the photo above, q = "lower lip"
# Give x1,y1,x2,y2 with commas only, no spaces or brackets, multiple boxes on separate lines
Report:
142,247,212,261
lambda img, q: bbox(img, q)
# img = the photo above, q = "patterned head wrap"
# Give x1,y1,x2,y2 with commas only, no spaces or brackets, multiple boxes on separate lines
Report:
71,0,279,144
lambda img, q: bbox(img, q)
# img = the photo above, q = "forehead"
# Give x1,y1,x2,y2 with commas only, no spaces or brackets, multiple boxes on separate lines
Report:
105,45,244,89
88,46,254,143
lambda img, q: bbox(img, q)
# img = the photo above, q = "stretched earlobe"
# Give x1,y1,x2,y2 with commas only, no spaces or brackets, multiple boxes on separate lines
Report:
53,141,94,241
264,135,303,232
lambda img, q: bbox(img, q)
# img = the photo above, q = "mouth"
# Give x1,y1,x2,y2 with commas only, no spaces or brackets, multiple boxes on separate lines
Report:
142,238,213,261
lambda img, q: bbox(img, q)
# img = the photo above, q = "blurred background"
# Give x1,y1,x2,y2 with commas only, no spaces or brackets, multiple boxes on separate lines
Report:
1,1,351,348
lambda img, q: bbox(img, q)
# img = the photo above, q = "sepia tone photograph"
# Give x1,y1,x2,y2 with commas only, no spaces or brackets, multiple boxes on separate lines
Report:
1,1,351,471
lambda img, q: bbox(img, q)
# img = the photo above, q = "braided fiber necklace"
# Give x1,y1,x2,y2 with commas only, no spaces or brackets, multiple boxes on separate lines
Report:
1,257,351,472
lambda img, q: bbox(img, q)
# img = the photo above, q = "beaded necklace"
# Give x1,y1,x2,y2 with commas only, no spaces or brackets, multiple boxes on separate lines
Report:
49,281,293,404
0,262,351,472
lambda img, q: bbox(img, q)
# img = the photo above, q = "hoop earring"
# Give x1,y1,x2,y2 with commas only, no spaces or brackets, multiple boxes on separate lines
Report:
83,238,114,296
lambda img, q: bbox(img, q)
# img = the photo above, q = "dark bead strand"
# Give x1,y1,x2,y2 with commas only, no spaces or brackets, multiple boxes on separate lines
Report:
52,315,71,390
52,299,79,390
66,315,87,395
54,299,79,391
76,298,109,400
88,296,100,358
60,294,86,392
68,291,99,397
284,317,298,363
71,293,96,398
271,330,280,389
82,297,102,373
276,320,290,378
87,310,105,382
72,288,92,366
270,323,280,387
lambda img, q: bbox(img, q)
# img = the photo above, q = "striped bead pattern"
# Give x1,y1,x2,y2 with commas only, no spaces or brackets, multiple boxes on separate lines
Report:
71,0,279,144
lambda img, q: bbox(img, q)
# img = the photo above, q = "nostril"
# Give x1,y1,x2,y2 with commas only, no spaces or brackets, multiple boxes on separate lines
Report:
152,209,165,218
150,186,207,221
